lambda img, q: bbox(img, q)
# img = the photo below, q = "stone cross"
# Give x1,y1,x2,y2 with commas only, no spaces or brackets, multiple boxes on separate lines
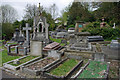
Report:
23,23,32,46
19,25,22,36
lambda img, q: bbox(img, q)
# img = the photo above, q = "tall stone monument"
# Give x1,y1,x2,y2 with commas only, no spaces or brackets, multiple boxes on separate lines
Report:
32,3,50,47
30,3,50,56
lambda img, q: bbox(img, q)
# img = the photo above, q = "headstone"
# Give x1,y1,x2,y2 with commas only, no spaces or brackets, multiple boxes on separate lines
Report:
24,47,27,55
11,25,25,43
110,40,120,49
15,46,19,54
7,45,11,53
23,23,32,47
48,50,61,58
94,53,105,62
30,41,43,56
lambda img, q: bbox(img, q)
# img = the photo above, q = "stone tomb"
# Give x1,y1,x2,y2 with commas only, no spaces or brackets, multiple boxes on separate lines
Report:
69,32,92,51
43,42,62,55
3,55,41,70
21,57,60,76
30,41,43,56
87,36,104,42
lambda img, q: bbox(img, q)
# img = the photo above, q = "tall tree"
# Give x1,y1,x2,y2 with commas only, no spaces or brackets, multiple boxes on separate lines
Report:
67,2,95,25
48,3,58,19
93,2,120,26
1,4,18,23
24,4,38,20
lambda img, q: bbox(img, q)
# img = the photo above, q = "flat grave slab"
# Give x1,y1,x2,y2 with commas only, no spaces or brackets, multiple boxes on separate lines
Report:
21,57,60,76
3,55,40,70
74,60,110,79
44,58,83,78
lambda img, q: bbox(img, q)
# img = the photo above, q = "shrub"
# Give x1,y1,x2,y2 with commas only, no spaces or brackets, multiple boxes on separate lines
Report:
82,22,120,40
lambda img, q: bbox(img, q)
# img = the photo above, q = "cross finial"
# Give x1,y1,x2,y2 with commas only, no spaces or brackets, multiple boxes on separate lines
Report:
38,3,41,16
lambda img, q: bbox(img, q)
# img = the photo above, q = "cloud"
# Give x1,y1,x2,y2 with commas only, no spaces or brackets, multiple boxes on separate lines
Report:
1,0,73,20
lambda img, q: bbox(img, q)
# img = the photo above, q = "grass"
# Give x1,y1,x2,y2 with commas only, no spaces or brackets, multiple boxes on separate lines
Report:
7,42,17,45
49,36,69,46
78,61,107,78
50,59,79,76
9,56,37,66
0,46,20,66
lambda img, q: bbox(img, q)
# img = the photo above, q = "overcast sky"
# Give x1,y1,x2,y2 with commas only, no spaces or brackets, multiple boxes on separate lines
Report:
1,0,74,21
1,0,119,21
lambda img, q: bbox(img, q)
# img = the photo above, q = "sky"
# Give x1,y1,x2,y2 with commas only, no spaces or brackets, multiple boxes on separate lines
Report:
1,0,74,21
1,0,119,21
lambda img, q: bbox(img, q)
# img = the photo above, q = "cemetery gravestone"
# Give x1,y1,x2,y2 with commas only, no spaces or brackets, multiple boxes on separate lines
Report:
110,40,120,49
48,50,61,58
11,27,25,43
94,53,105,62
69,32,92,51
30,41,43,56
23,23,32,47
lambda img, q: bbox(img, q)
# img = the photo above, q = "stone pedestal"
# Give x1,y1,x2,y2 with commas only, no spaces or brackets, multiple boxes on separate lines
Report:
30,41,43,56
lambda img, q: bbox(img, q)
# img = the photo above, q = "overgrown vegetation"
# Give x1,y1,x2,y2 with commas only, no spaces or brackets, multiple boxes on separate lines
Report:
82,22,120,40
49,36,69,46
78,61,107,78
50,59,79,76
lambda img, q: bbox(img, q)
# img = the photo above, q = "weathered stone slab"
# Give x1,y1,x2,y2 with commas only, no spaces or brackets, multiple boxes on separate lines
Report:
48,50,61,58
30,41,43,56
87,36,104,42
93,53,106,62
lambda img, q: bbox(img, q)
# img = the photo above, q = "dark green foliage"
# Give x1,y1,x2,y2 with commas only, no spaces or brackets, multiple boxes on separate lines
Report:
93,2,120,26
67,2,95,25
66,24,75,30
2,23,14,40
82,22,120,40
